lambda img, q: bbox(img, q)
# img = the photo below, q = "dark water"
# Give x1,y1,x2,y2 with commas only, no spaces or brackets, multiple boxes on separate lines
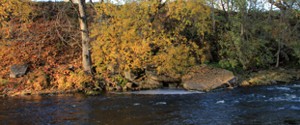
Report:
1,83,300,125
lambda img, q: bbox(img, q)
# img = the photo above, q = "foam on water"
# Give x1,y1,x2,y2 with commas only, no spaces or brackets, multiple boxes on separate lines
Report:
292,84,300,88
216,100,225,104
155,102,167,105
275,87,292,91
267,94,300,102
290,106,300,110
123,89,204,95
133,103,141,106
267,86,291,91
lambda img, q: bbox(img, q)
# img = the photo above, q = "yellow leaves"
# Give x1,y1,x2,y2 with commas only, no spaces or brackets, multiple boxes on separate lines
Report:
56,70,92,91
166,0,211,34
0,0,33,24
92,0,211,76
0,0,34,40
153,44,195,77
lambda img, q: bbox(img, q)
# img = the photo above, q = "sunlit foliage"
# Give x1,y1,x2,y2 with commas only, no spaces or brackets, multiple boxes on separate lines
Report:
0,0,33,23
92,0,211,77
0,0,33,39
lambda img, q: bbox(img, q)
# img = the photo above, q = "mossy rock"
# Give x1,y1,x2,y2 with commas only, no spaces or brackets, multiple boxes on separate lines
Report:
241,69,300,86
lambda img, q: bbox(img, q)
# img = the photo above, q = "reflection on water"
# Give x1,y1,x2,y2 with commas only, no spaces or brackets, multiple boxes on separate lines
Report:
0,83,300,125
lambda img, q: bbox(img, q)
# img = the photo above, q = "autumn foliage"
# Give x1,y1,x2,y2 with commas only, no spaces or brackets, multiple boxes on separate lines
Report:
92,0,211,78
0,0,299,94
0,1,87,93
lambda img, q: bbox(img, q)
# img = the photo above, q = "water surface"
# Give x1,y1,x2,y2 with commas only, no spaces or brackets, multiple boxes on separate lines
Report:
1,83,300,125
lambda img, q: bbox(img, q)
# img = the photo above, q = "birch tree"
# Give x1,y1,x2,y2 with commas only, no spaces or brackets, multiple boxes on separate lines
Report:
70,0,93,74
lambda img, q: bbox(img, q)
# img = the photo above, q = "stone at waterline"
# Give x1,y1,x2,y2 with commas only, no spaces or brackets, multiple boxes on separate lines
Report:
125,82,138,90
182,65,236,91
139,77,162,89
125,82,133,88
124,70,137,81
138,70,181,89
10,64,29,78
143,70,181,88
115,86,122,91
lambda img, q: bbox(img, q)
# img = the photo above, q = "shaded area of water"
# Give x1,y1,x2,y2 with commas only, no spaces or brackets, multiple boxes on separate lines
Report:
1,83,300,125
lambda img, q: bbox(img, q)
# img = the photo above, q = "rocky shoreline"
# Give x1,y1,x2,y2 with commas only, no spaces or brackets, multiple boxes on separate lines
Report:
1,65,299,97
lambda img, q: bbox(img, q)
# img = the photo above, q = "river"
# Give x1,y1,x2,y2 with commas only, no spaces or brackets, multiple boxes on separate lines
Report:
1,82,300,125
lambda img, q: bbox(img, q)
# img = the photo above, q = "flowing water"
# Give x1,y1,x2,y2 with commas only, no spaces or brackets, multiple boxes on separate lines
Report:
1,82,300,125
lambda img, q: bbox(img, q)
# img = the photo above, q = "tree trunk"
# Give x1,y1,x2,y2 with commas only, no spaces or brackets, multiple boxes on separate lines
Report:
211,0,215,33
276,40,281,68
220,0,229,22
275,3,288,68
78,0,93,74
276,11,285,68
268,0,273,21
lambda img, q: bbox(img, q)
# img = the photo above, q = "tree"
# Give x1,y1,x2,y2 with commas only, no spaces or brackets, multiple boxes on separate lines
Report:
72,0,93,74
268,0,300,66
216,0,275,69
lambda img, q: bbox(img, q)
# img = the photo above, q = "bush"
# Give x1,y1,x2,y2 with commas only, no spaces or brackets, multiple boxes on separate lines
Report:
218,24,274,70
92,0,211,77
26,70,50,91
57,70,93,91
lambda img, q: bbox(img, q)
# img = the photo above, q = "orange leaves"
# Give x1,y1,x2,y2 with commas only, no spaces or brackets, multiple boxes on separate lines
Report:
0,2,92,93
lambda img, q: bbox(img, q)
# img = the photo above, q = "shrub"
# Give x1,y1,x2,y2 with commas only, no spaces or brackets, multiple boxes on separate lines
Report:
57,70,93,91
92,0,211,77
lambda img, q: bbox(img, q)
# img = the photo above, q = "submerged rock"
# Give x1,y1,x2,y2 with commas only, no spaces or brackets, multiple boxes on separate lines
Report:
182,65,236,91
10,64,29,78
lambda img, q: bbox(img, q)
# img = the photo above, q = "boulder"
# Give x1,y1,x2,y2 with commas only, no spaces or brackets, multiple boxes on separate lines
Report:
10,64,29,78
124,70,137,81
146,70,180,82
182,66,236,91
123,68,181,89
125,82,133,89
124,82,139,90
139,78,162,89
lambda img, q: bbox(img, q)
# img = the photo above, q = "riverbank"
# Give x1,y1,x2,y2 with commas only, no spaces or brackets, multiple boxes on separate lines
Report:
240,68,300,87
1,66,299,97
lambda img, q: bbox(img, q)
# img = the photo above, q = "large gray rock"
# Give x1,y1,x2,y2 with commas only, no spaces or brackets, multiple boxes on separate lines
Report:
182,66,236,91
10,64,28,78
